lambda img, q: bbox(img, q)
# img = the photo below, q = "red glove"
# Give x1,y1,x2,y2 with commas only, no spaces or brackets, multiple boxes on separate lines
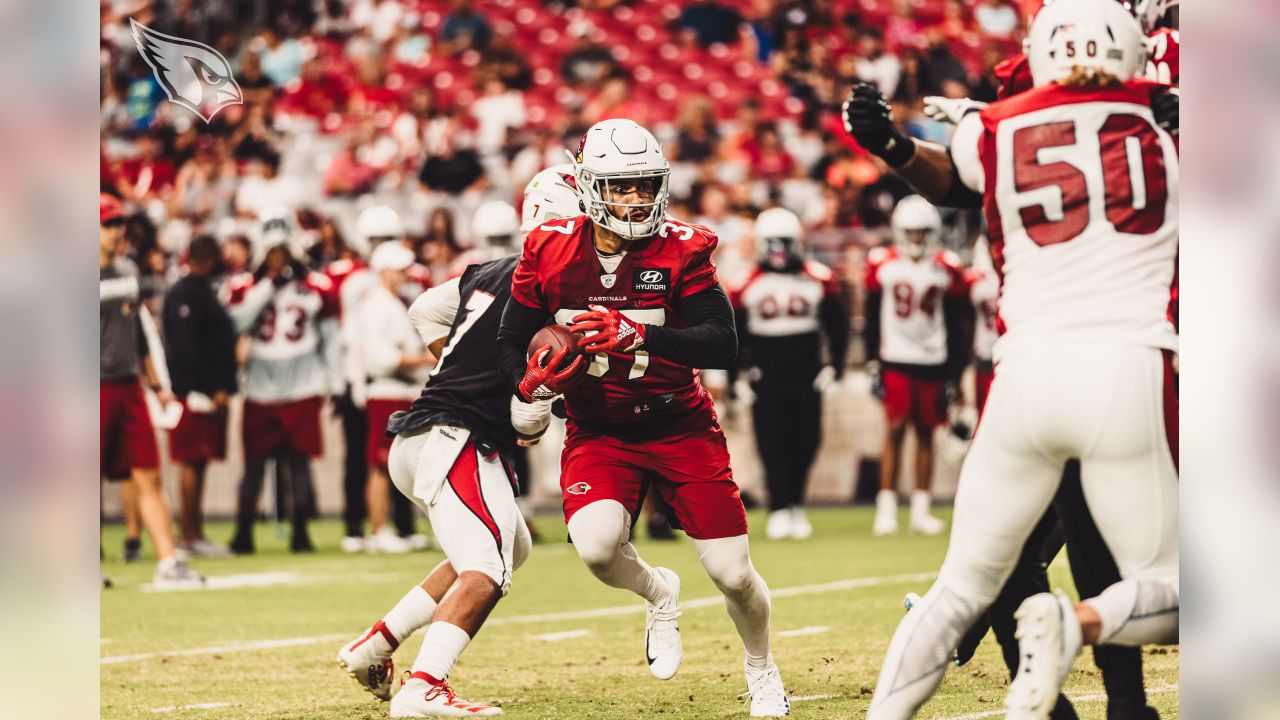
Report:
569,304,646,354
518,344,586,402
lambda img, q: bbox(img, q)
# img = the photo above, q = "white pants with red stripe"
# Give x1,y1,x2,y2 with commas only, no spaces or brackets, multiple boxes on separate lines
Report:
388,425,530,596
868,342,1179,719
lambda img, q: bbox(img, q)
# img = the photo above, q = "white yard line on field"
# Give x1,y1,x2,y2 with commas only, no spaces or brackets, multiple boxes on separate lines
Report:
140,571,407,593
532,629,592,642
150,702,230,713
791,694,839,702
102,634,350,665
777,626,831,638
943,684,1178,719
102,571,936,665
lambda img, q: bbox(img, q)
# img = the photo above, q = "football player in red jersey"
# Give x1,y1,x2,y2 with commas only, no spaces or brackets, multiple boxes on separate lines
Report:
844,2,1179,718
496,119,789,716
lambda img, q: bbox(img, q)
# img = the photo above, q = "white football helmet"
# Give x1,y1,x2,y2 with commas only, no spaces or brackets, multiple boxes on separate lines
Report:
890,195,942,261
755,207,805,271
354,205,404,257
1133,0,1177,33
1026,0,1147,87
521,164,581,234
254,207,305,267
472,200,521,252
572,118,670,241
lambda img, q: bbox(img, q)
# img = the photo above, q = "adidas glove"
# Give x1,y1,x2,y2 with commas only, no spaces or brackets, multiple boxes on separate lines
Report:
569,304,646,354
517,344,586,402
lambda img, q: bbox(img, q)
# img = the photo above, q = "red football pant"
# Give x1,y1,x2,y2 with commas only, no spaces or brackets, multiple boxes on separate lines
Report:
560,422,748,540
169,400,228,464
101,378,159,479
882,367,947,428
242,396,323,459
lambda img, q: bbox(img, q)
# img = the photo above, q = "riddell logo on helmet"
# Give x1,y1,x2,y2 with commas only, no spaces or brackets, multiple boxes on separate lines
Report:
566,482,592,495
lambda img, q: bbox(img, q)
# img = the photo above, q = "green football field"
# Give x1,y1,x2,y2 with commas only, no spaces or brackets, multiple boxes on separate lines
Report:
100,508,1178,719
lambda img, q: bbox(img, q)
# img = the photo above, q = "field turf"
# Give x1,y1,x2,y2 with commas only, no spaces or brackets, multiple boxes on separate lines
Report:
101,507,1178,719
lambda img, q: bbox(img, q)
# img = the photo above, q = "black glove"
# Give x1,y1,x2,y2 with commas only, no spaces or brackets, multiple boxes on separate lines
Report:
1151,87,1179,137
841,82,916,167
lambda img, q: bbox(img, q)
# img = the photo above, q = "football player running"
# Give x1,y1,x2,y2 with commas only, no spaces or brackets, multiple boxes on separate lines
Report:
864,196,968,537
335,184,575,717
495,119,789,717
843,2,1179,718
730,207,849,540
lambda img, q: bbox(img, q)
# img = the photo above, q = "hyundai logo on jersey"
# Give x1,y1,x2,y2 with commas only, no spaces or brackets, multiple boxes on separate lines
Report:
634,268,670,292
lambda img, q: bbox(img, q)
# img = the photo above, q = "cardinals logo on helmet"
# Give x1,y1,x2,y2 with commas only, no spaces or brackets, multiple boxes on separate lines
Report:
130,19,243,123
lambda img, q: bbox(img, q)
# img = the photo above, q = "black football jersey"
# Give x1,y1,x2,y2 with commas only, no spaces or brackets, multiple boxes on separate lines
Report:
387,255,521,458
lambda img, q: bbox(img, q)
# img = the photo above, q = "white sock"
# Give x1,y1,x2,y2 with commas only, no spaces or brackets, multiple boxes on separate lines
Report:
412,621,472,680
746,650,772,670
383,585,438,644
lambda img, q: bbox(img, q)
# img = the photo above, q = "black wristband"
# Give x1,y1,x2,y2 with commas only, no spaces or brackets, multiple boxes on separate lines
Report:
880,133,917,168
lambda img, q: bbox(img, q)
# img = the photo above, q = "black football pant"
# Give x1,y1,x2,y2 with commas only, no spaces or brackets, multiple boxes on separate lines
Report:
751,383,821,511
339,392,417,538
956,461,1155,720
232,452,314,550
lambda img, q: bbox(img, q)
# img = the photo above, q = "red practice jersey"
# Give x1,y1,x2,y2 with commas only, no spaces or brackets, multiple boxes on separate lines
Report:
511,214,721,432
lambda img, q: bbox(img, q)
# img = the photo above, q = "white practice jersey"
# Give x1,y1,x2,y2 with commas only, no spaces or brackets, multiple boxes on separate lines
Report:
359,285,431,401
224,272,342,402
865,246,966,366
336,258,431,407
733,261,838,337
950,80,1179,361
967,268,1000,362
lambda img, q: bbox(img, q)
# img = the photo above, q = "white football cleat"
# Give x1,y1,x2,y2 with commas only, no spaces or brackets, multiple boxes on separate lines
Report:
368,528,413,554
744,660,790,717
788,507,812,540
406,533,432,551
391,673,502,717
152,557,205,590
337,620,398,701
1005,591,1082,720
765,509,793,540
873,489,899,536
340,535,367,553
908,490,945,535
645,567,683,680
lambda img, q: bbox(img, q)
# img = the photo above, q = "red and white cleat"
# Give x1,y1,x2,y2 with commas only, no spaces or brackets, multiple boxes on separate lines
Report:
391,672,503,717
337,620,398,701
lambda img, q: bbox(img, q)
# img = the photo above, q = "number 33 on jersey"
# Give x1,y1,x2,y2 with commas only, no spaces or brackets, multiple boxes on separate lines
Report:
949,78,1179,358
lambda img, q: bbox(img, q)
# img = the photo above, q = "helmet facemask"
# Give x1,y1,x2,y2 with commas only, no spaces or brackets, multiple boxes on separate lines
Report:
762,236,803,271
578,168,670,241
897,228,935,261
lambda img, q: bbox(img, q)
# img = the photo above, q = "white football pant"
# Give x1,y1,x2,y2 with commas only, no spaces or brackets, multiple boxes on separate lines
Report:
389,425,531,595
868,342,1179,719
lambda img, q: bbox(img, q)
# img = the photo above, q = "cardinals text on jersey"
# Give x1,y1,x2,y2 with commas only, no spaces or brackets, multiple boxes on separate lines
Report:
865,246,966,366
510,214,720,431
949,80,1179,360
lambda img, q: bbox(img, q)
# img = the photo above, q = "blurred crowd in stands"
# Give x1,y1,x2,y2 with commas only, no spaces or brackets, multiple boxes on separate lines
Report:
100,0,1018,297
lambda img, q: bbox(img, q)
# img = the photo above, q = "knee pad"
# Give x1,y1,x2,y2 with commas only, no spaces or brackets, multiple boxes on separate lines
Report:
567,500,630,571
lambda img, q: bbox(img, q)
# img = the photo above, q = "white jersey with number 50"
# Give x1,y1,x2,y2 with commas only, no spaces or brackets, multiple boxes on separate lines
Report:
950,80,1178,361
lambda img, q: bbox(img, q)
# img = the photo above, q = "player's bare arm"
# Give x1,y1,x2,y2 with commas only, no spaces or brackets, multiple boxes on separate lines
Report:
841,82,983,209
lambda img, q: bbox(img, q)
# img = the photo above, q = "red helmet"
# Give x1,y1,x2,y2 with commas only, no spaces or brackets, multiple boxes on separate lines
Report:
100,193,124,224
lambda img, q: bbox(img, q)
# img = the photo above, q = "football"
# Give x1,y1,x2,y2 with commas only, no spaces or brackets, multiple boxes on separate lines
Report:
529,324,586,373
